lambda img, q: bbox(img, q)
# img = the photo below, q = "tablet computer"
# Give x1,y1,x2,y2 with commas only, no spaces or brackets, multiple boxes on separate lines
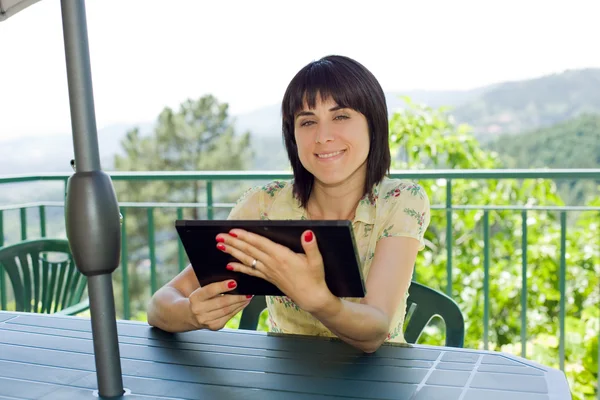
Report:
175,219,366,297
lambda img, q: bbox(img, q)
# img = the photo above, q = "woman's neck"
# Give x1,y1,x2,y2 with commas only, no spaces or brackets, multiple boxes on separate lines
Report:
307,171,366,221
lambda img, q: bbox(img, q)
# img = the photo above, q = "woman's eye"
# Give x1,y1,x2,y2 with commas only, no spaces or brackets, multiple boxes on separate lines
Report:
334,115,349,121
300,120,315,127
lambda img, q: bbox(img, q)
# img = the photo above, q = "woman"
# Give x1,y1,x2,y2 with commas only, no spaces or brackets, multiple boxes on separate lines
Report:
147,55,431,353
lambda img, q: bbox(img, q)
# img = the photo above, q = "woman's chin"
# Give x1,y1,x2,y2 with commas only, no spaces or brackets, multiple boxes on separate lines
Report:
312,172,351,187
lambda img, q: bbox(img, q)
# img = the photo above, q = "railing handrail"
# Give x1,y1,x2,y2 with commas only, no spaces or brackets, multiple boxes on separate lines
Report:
1,168,599,184
2,200,599,213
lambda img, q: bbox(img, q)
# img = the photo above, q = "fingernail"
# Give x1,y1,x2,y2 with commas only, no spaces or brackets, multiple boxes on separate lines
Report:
246,295,253,299
229,231,238,238
228,281,237,289
217,243,226,251
216,237,225,243
226,264,234,271
304,231,313,242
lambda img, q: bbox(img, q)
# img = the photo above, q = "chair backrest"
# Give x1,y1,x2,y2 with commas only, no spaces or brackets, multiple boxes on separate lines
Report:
0,239,87,313
404,281,465,348
239,280,465,348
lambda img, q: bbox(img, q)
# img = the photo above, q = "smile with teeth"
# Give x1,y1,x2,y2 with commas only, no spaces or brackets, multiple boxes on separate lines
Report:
316,150,345,159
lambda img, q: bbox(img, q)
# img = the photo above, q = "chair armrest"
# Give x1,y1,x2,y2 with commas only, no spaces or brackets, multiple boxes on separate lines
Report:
55,298,90,316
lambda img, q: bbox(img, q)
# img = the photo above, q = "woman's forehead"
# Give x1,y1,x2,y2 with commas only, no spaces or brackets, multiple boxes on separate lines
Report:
298,92,338,110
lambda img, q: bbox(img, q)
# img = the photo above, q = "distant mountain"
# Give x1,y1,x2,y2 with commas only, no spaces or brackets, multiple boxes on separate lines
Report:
0,122,155,176
1,67,599,180
450,68,600,140
487,113,600,204
0,122,154,206
488,113,600,169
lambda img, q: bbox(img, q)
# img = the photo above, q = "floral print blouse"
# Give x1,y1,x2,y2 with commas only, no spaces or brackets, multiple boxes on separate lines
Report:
227,176,431,343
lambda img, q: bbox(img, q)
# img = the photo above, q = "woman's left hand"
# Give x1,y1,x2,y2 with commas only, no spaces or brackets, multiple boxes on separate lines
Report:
215,229,331,313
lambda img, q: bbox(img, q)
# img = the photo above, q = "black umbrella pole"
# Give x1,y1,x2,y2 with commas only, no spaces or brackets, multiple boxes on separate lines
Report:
61,0,125,398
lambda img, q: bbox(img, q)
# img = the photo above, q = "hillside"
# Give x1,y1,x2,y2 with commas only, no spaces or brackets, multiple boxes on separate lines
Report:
487,113,600,204
450,68,600,140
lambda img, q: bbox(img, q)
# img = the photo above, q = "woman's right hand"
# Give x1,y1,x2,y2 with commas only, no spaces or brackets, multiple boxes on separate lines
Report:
188,280,252,331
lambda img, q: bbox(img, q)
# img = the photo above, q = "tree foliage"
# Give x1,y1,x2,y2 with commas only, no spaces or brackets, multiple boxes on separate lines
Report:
389,97,599,399
112,94,252,318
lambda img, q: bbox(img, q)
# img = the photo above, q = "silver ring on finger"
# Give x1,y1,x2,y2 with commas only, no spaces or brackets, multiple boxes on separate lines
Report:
251,258,257,269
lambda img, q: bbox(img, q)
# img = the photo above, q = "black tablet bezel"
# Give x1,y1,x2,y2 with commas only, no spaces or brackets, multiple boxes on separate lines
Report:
175,219,366,297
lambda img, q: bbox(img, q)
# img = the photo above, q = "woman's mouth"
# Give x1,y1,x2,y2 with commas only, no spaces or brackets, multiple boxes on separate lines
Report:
315,150,346,161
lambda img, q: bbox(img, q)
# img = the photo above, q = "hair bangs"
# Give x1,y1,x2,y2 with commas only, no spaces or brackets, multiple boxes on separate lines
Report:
282,59,370,124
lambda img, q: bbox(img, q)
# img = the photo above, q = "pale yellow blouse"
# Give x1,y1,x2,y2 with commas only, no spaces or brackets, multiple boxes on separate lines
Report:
227,176,431,343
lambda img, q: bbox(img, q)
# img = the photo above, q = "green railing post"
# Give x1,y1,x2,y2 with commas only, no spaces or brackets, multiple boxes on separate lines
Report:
206,181,214,220
559,211,567,371
0,210,5,310
483,210,490,350
148,208,157,295
521,210,528,358
63,178,68,196
446,179,453,297
20,208,27,241
39,205,46,238
120,208,130,320
177,208,185,272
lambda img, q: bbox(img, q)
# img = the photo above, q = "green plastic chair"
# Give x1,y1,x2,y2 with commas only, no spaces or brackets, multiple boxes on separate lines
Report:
403,281,465,347
0,239,89,315
239,281,465,348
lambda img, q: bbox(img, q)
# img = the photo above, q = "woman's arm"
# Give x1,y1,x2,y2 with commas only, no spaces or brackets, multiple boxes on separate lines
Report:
148,186,264,332
147,265,252,332
307,236,420,353
147,265,201,332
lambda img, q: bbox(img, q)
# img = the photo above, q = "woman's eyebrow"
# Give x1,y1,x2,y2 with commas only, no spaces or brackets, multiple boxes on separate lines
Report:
295,106,345,119
296,110,315,118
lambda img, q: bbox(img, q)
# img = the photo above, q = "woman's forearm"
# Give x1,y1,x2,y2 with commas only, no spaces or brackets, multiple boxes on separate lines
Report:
147,286,199,333
309,292,390,353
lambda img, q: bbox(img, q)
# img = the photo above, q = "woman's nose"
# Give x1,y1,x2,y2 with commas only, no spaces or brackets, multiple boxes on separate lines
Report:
315,122,335,144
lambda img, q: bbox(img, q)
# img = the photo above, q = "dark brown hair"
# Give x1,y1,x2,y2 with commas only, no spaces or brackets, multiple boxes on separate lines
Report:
281,55,391,207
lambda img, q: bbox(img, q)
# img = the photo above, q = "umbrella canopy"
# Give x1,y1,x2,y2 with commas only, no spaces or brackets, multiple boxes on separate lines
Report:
0,0,40,21
1,1,125,397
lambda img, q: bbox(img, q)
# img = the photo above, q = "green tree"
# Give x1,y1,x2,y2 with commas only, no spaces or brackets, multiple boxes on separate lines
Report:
389,97,599,399
112,94,253,319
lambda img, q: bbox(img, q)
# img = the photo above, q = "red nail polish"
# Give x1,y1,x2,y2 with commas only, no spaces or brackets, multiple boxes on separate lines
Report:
216,237,225,243
229,231,238,238
217,243,226,251
228,281,236,288
246,295,253,299
226,264,234,271
304,231,313,242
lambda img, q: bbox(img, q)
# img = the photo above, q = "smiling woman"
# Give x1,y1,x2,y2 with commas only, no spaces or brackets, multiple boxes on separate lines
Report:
147,55,431,353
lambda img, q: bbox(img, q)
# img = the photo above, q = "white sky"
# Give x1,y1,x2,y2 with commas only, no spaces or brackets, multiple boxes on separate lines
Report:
1,0,599,141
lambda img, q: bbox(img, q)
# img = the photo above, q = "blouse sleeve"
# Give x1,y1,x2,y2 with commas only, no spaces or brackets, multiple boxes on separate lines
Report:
377,183,431,251
227,186,264,220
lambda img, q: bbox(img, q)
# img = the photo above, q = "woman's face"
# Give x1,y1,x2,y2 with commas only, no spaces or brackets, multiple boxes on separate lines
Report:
294,95,370,188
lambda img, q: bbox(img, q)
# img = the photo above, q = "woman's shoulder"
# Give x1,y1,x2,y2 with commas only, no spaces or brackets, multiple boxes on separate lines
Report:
235,179,293,205
260,180,293,199
377,177,429,209
374,177,432,246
